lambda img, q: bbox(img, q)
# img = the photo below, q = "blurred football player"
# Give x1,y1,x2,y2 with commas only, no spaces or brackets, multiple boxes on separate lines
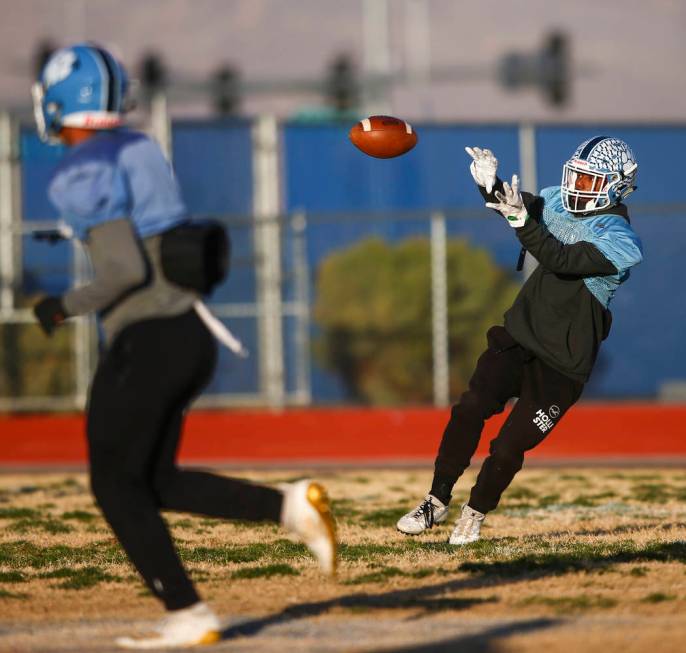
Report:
32,43,336,649
398,137,643,544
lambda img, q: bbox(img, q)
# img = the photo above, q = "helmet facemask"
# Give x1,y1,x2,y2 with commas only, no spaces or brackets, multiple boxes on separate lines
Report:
561,160,618,214
561,136,638,215
31,82,63,144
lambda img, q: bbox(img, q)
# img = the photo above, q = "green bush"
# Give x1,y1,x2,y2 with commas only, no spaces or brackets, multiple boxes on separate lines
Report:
314,236,519,404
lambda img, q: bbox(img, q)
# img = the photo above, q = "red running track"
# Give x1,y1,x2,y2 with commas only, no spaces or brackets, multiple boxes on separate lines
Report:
1,403,685,467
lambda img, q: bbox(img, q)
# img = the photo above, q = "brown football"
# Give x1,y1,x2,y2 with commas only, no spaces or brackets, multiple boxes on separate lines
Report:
349,115,418,158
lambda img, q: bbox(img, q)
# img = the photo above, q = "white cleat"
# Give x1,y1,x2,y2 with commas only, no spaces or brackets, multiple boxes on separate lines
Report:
448,504,485,545
281,479,337,576
116,602,221,649
396,494,449,535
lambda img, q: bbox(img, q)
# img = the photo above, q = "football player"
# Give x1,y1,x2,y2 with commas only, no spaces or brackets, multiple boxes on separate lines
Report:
397,137,643,544
32,43,336,649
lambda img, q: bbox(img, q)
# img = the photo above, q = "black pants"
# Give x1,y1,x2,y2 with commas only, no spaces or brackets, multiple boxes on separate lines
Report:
431,326,584,514
87,310,283,610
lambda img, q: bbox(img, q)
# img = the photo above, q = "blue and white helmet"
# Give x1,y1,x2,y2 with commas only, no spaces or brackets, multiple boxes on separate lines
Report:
561,136,638,214
32,43,129,142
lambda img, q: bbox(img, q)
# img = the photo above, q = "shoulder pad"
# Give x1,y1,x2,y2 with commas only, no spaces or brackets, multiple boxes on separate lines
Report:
585,214,643,272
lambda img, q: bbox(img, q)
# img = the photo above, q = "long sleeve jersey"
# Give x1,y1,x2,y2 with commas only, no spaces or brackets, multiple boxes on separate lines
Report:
480,181,643,383
48,129,196,344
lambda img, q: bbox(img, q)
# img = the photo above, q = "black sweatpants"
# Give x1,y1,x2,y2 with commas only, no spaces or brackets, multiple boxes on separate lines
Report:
431,326,584,514
87,310,283,610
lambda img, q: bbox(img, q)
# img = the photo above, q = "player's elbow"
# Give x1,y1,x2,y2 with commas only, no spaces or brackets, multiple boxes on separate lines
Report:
544,254,575,275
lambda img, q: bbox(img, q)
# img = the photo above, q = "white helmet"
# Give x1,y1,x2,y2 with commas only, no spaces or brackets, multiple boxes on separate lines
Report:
561,136,638,214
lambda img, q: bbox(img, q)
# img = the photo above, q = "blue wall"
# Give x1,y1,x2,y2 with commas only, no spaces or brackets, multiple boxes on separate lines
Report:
19,120,684,400
283,122,684,400
171,120,259,396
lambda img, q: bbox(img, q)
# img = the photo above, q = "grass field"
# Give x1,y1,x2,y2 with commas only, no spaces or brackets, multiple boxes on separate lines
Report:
1,466,685,652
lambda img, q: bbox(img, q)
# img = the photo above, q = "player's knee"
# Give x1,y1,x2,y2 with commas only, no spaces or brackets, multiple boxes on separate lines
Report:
89,466,116,510
489,442,524,472
151,466,180,502
452,389,493,422
89,464,148,511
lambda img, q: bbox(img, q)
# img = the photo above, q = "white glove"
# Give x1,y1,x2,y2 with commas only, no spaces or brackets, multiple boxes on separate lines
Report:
485,174,529,228
465,146,498,193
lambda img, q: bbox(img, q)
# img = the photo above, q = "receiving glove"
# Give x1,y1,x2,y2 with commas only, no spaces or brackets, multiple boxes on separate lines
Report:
465,146,498,193
33,296,68,336
485,174,529,228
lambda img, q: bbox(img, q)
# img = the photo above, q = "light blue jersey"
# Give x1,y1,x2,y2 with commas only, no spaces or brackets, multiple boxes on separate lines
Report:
48,129,186,241
538,186,643,308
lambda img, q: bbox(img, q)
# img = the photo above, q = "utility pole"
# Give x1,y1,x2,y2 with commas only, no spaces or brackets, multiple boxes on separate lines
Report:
403,0,432,115
362,0,392,115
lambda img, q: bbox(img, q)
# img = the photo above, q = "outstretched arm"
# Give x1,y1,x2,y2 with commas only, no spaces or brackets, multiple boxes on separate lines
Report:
485,175,617,276
465,147,543,221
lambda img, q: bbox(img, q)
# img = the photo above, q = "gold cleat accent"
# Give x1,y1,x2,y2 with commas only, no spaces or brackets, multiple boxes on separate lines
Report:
306,482,338,576
197,630,221,645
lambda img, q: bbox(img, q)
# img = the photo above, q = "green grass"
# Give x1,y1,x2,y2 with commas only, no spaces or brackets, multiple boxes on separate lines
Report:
0,570,27,583
537,494,561,507
180,539,308,566
0,588,28,600
519,594,617,612
567,492,617,507
630,484,671,503
344,566,436,585
343,566,408,585
361,507,408,526
505,491,620,511
38,566,120,589
61,510,98,523
507,487,537,500
8,518,73,534
180,544,266,565
0,540,127,569
331,499,361,520
339,543,400,562
232,564,300,579
189,569,211,581
1,469,685,620
459,540,686,578
641,592,676,603
0,507,41,520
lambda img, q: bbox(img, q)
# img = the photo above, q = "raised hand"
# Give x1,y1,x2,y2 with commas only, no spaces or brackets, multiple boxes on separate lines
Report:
465,146,498,193
485,174,529,228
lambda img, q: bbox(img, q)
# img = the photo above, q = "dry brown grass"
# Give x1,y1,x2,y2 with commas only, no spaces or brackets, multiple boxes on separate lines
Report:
1,467,685,651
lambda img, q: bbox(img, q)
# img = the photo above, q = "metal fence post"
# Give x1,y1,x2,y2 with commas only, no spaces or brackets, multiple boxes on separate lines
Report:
518,123,539,280
0,112,20,314
71,240,95,409
291,211,312,405
430,211,450,407
252,115,285,408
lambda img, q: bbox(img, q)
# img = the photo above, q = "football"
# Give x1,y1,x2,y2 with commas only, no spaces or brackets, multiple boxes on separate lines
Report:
349,115,418,158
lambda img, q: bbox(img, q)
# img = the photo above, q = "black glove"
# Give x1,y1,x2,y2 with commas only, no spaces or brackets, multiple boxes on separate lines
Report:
32,229,68,244
33,296,68,336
